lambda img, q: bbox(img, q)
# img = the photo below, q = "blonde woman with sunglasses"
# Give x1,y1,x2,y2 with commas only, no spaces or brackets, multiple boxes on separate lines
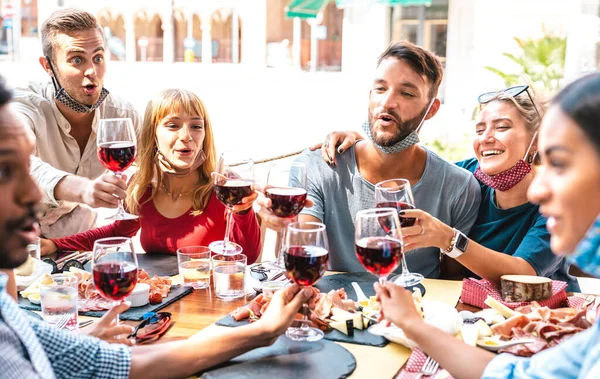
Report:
316,85,578,291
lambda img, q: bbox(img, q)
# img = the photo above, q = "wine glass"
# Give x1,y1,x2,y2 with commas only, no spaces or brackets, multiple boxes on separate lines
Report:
92,237,139,324
284,222,329,342
355,208,403,286
209,151,254,255
265,161,307,270
374,179,424,287
97,118,138,220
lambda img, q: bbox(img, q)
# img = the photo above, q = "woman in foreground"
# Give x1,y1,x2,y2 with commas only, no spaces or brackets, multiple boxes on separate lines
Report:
375,73,600,378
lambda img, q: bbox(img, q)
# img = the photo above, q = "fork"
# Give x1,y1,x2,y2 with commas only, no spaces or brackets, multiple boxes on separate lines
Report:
53,313,73,330
416,356,439,378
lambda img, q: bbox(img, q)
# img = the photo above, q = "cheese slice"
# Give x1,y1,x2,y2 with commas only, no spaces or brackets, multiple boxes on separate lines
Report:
331,308,363,330
329,319,354,336
460,323,479,346
475,319,493,337
484,296,518,319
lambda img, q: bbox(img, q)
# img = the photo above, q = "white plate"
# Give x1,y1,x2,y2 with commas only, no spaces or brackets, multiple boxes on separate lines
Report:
369,300,463,348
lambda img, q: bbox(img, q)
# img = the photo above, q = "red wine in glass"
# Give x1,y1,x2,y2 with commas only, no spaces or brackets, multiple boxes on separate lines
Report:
98,142,136,173
266,187,307,218
284,245,328,286
376,201,416,227
355,237,401,277
92,262,138,301
215,180,253,207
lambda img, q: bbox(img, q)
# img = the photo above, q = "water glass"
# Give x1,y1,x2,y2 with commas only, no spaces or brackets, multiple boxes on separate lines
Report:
177,246,211,289
40,274,78,331
26,237,41,260
212,254,247,300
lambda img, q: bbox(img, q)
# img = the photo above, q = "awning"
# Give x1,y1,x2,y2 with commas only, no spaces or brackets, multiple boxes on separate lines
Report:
285,0,330,19
336,0,431,7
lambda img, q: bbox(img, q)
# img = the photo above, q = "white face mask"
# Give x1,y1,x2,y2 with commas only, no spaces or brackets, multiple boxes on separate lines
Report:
364,98,435,154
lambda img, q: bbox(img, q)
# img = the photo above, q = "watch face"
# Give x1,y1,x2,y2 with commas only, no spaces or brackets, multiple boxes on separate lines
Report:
456,233,469,252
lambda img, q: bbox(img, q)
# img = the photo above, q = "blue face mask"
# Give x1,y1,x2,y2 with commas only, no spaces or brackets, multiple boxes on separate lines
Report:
569,214,600,277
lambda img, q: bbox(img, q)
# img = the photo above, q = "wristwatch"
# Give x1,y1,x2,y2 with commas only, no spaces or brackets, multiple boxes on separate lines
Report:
441,228,469,258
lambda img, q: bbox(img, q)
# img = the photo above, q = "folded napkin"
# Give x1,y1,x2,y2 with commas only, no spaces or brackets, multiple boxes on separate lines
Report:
460,278,569,309
394,348,453,379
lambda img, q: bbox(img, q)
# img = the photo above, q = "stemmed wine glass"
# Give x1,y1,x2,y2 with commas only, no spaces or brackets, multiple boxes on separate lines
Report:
284,222,329,342
209,152,254,255
374,179,424,287
355,208,403,285
97,118,137,220
265,161,307,270
92,237,139,324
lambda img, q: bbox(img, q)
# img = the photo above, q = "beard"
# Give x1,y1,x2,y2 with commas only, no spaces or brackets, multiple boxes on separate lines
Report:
367,103,429,147
0,207,39,269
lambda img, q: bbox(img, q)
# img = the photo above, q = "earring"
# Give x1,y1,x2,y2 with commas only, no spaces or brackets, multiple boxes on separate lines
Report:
527,152,536,165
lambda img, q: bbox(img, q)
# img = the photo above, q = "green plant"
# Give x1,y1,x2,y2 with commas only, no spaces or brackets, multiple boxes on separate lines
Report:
423,134,472,163
484,30,566,93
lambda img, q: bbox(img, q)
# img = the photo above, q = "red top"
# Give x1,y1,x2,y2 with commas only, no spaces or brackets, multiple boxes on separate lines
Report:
52,189,262,264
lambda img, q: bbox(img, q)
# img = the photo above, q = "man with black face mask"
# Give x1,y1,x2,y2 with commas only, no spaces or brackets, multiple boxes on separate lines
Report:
283,42,481,280
12,9,141,239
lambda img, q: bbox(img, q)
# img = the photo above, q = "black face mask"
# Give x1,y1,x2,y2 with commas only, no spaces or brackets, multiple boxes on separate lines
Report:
46,55,109,114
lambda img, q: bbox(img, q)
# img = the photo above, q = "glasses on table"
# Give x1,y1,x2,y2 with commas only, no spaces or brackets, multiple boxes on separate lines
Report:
373,179,424,287
283,222,329,342
128,311,173,345
92,237,139,324
97,118,138,220
209,152,254,256
478,85,542,119
265,161,308,270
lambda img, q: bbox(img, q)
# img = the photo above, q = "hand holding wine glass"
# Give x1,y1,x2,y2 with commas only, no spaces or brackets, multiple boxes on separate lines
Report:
375,178,416,227
210,152,255,255
97,118,137,220
284,222,329,342
92,237,139,325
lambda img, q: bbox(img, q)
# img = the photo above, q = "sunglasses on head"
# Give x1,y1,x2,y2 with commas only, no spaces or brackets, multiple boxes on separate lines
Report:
477,85,541,120
128,312,174,345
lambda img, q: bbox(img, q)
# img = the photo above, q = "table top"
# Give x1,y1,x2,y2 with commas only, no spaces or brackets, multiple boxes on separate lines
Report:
124,277,464,379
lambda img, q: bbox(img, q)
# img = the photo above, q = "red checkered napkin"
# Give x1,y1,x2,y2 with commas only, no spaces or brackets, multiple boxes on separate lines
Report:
394,348,453,379
460,278,568,309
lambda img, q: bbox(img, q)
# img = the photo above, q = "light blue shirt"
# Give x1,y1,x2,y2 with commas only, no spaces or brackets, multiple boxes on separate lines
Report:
483,317,600,378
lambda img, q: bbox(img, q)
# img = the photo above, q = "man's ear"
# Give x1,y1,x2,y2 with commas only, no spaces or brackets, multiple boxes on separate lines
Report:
424,98,441,121
39,56,52,76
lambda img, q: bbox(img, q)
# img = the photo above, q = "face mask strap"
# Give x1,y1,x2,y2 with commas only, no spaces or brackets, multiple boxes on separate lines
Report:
415,98,436,134
522,131,538,161
45,55,63,96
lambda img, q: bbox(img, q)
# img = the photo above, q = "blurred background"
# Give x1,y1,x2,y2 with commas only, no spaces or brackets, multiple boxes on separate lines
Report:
0,0,598,164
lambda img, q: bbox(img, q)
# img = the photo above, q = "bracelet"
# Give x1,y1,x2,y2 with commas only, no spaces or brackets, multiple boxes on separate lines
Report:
442,229,457,254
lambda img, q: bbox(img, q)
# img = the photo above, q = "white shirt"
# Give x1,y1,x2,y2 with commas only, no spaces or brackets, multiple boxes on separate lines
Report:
10,81,141,238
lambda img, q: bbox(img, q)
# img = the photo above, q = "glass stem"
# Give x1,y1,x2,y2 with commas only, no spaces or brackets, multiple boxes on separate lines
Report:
114,172,125,215
223,208,234,246
379,276,387,286
300,303,310,331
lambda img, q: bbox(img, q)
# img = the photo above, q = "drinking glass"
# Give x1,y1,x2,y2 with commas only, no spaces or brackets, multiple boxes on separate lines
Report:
265,161,307,270
97,118,137,220
40,274,79,330
212,253,247,300
209,152,254,255
374,178,416,227
92,237,139,323
284,222,329,342
354,208,404,286
27,237,41,260
374,179,424,287
177,246,211,289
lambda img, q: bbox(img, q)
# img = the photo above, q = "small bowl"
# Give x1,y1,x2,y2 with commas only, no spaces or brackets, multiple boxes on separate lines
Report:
126,283,150,307
260,281,288,296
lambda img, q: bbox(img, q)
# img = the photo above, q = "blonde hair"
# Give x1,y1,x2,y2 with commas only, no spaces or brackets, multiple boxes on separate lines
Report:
126,89,217,215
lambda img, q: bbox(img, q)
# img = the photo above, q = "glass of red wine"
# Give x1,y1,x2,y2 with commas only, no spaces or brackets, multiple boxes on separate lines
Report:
374,179,424,287
355,208,403,286
97,118,137,220
265,161,307,270
209,151,254,256
284,221,329,342
92,237,139,325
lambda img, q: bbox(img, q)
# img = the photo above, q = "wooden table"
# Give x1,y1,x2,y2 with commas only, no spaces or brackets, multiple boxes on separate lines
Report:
133,278,464,378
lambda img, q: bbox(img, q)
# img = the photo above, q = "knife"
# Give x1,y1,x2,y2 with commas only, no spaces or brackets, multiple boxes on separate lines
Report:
352,282,369,304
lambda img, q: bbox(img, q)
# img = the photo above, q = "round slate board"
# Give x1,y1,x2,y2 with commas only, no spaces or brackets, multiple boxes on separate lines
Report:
315,272,426,299
200,335,356,379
